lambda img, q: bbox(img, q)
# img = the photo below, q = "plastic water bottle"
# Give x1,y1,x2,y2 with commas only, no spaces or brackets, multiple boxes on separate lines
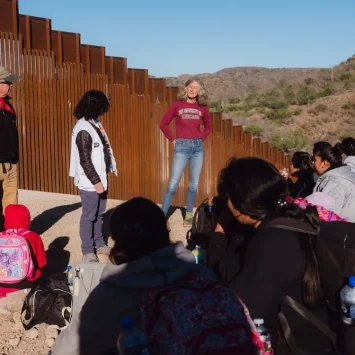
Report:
66,266,73,293
117,317,150,355
254,318,272,353
340,276,355,325
192,245,205,264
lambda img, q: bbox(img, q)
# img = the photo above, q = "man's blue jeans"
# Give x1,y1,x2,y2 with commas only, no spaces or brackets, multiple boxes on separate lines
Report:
162,139,204,214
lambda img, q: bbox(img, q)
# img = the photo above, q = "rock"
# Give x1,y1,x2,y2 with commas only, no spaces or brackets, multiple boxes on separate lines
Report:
25,328,38,339
12,322,24,331
46,338,55,348
0,307,12,321
12,311,22,324
6,290,27,312
9,336,21,347
46,326,59,340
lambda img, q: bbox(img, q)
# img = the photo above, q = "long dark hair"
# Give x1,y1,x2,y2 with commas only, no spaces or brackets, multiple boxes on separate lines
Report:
109,197,170,265
291,151,312,171
339,137,355,157
316,144,343,170
218,157,323,308
74,90,110,120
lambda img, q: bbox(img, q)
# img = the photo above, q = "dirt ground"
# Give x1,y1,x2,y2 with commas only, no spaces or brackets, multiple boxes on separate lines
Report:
0,190,189,355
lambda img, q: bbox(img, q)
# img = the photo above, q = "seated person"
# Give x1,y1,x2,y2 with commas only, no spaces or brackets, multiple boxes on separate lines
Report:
0,204,46,298
52,197,259,355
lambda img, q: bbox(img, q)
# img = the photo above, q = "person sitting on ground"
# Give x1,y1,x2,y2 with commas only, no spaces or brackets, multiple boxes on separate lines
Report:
313,143,355,222
206,157,333,354
287,192,348,222
52,197,261,355
283,151,315,198
337,137,355,171
312,141,332,183
0,204,46,298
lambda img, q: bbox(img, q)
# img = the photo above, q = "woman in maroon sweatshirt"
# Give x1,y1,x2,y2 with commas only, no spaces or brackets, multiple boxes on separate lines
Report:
160,78,212,226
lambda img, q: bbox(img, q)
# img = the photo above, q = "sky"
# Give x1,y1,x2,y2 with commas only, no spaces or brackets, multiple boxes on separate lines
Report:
19,0,355,77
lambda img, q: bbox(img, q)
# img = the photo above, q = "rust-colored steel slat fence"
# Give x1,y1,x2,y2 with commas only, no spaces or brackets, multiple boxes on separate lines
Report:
0,1,291,207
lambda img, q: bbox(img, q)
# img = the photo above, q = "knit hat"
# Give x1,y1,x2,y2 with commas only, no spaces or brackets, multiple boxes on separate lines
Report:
0,66,18,83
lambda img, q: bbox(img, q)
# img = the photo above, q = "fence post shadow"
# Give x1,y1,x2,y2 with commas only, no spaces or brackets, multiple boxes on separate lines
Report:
31,202,82,235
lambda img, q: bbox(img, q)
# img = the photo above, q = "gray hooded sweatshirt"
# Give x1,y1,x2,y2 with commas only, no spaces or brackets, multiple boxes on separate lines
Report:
52,242,216,355
344,156,355,173
314,165,355,222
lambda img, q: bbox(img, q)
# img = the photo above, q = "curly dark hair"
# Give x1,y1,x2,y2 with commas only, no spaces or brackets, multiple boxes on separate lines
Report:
74,90,110,120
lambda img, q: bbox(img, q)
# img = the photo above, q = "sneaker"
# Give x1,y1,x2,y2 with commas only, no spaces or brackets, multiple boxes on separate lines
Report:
183,212,194,227
82,253,99,263
96,245,111,255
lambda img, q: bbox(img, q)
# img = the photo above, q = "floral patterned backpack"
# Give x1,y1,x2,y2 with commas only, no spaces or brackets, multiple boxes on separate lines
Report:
0,228,34,284
140,272,272,354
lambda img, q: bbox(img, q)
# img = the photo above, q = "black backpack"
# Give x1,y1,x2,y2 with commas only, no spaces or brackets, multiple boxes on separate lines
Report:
21,274,72,330
186,199,215,250
267,216,355,355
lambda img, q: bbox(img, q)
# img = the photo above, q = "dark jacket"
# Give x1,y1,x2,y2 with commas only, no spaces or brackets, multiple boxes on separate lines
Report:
75,122,112,185
206,218,333,354
288,169,315,199
0,96,19,164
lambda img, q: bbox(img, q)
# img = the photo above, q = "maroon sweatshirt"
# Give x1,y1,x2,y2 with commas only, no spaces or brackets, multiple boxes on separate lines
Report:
159,100,212,142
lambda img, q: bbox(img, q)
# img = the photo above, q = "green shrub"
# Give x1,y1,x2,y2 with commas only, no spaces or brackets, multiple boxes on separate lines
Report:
258,90,288,109
209,101,223,112
315,103,328,113
295,86,318,105
292,109,302,116
342,102,355,110
244,124,264,137
271,131,307,152
343,80,355,90
283,86,296,105
229,98,241,104
340,73,353,81
266,108,293,120
304,77,315,85
317,84,334,98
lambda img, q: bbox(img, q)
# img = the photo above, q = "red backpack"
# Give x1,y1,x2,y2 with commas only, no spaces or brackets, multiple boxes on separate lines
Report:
0,229,35,284
140,272,272,354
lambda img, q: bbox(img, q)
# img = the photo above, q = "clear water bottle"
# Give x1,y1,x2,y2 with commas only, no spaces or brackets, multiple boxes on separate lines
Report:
117,317,150,355
340,276,355,325
66,266,73,293
254,318,272,353
192,245,205,264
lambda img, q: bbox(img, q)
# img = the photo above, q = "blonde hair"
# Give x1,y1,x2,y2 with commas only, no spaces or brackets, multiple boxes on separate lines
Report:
177,77,209,106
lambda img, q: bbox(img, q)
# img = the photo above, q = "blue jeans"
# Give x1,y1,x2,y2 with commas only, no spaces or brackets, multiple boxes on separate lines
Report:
162,139,204,214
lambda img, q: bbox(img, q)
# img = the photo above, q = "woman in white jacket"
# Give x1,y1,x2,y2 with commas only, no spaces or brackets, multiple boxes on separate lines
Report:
69,90,117,262
313,142,355,222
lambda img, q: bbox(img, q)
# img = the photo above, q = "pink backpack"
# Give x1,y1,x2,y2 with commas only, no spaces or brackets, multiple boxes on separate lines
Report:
141,272,272,354
0,229,35,284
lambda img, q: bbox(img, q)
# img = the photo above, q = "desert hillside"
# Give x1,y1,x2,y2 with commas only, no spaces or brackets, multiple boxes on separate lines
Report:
167,55,355,152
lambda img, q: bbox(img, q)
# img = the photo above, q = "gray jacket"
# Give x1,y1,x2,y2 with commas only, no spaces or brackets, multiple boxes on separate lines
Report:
344,156,355,173
52,242,215,355
314,165,355,222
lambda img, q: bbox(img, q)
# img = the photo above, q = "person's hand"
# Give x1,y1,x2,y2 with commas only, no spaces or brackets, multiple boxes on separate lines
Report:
172,140,176,146
215,223,225,233
280,168,289,180
94,182,104,194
